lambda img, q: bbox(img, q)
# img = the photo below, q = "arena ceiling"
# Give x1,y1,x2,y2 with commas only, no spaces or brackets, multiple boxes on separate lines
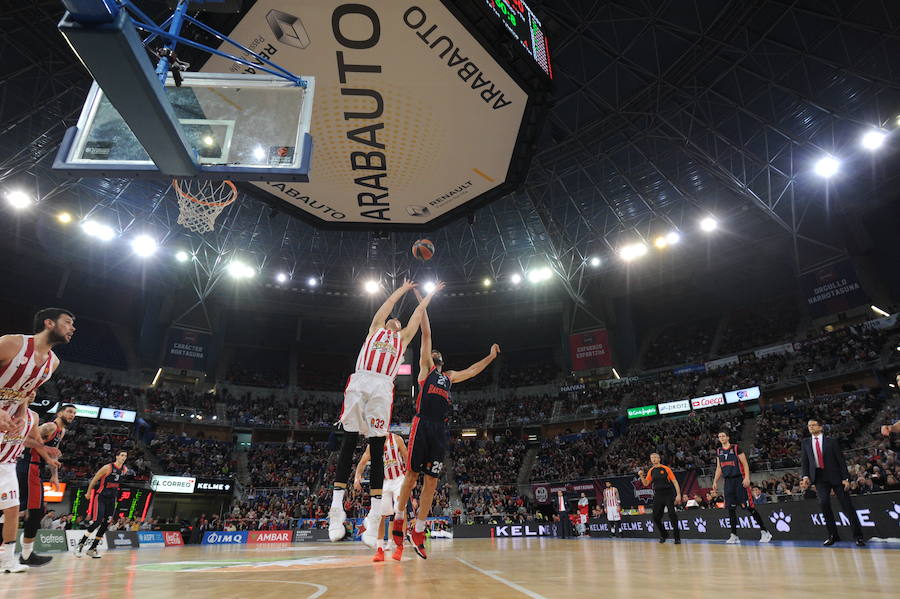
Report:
2,1,900,311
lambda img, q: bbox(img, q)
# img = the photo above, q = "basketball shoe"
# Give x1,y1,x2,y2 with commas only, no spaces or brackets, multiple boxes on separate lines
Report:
409,528,427,559
372,547,385,562
726,534,741,544
328,506,346,542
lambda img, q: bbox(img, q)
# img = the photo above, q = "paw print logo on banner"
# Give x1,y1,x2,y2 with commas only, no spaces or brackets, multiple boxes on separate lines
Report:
693,518,707,533
770,511,792,532
888,504,900,522
646,520,654,533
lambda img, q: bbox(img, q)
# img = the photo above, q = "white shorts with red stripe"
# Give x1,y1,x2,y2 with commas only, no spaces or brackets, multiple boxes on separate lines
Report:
605,505,621,521
381,477,404,516
0,464,19,510
339,371,393,437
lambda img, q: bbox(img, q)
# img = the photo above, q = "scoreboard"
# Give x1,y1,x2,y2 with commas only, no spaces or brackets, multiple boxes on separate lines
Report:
484,0,552,78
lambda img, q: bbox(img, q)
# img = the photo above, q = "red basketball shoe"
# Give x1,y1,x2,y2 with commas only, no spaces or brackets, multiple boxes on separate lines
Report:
372,547,385,562
409,528,427,560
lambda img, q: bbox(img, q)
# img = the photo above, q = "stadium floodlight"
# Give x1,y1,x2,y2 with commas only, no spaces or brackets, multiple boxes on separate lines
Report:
589,257,601,267
5,190,33,210
510,273,522,285
253,146,266,160
276,272,288,283
527,267,552,283
619,242,648,261
130,234,158,257
228,261,255,279
57,212,73,224
307,277,318,287
482,278,493,287
814,156,840,178
666,231,681,245
81,219,115,241
364,280,380,294
700,217,718,232
654,236,668,249
175,250,189,262
871,305,891,318
861,130,887,151
423,281,436,294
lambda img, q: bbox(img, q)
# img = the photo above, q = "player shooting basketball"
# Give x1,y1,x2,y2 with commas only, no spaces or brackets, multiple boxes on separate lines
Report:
391,290,499,560
328,279,444,545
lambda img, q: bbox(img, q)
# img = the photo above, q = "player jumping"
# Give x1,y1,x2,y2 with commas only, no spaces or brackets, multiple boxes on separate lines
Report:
391,290,499,560
328,279,443,542
16,403,76,566
711,431,772,543
353,431,408,561
75,450,129,558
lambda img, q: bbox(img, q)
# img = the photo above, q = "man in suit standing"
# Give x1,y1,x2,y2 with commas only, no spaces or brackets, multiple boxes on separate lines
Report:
555,490,571,539
800,418,865,546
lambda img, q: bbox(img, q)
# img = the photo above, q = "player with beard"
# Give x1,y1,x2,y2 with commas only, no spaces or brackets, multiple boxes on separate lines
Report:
0,308,74,432
391,290,499,560
16,403,77,566
603,481,622,537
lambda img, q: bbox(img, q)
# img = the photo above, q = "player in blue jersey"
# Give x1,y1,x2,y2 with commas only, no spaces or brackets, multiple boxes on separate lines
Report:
711,431,772,543
390,290,499,560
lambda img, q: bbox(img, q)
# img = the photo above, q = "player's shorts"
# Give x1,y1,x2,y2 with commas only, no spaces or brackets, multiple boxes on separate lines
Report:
0,463,20,510
605,505,621,521
89,491,118,522
15,460,43,510
381,477,404,516
723,477,752,508
407,416,448,478
338,371,394,437
579,514,588,525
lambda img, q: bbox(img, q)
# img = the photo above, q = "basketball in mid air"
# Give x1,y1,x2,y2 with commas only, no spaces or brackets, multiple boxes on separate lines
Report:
412,239,435,261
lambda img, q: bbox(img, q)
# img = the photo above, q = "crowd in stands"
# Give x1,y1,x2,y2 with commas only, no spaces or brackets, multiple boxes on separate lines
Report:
752,389,884,468
147,433,234,477
718,297,798,356
453,436,526,486
146,385,217,419
58,420,150,482
54,374,140,410
225,347,289,388
247,441,329,489
499,348,559,387
458,484,531,523
790,327,890,376
642,319,716,369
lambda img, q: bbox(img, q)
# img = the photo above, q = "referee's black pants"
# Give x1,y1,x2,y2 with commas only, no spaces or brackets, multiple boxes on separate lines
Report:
652,489,680,541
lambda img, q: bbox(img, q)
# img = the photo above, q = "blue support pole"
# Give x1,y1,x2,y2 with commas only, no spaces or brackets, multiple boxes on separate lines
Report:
154,0,190,84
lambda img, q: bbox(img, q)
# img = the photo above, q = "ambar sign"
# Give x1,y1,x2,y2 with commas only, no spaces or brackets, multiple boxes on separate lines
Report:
202,0,533,225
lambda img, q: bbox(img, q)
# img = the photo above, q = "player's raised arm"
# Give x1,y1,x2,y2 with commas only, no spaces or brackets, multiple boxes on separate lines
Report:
413,290,434,373
401,282,444,345
448,344,500,384
370,278,417,336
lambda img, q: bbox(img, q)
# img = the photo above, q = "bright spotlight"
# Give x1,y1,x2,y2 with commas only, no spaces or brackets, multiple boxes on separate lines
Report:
56,212,73,224
6,190,33,210
364,280,380,294
871,305,891,318
483,278,493,287
253,146,266,160
228,261,255,279
654,236,668,249
131,234,158,257
700,217,718,232
175,250,189,262
861,130,886,151
619,242,648,261
527,267,552,283
666,231,680,245
814,156,840,178
423,281,436,294
589,257,601,267
81,220,115,241
510,273,522,285
307,277,318,287
202,136,215,147
276,272,288,283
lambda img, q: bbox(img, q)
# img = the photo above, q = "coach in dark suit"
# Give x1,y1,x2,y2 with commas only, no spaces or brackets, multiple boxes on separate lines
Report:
800,418,865,546
555,491,571,539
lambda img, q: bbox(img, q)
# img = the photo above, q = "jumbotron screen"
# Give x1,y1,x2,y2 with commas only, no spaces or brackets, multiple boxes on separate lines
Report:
484,0,552,78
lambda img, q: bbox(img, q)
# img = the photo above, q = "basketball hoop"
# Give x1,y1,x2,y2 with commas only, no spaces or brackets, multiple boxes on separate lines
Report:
173,179,237,233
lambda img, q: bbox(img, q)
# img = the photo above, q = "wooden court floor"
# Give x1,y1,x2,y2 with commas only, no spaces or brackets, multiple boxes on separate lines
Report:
1,537,898,599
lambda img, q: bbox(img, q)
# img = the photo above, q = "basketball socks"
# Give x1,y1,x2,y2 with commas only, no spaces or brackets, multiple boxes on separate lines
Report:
21,541,33,559
415,520,426,534
331,488,346,510
748,508,768,532
334,432,359,488
728,507,738,534
89,536,102,550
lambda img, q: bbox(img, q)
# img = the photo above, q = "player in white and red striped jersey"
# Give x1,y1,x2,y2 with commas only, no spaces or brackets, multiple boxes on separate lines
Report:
353,432,408,561
0,407,61,573
328,279,444,543
0,308,74,436
603,481,622,537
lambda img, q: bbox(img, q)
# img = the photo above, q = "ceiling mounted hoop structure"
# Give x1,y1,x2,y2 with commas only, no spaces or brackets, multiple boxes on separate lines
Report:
173,178,237,233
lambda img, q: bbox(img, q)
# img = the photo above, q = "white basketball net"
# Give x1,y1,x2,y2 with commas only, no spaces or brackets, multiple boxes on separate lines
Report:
173,179,238,233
